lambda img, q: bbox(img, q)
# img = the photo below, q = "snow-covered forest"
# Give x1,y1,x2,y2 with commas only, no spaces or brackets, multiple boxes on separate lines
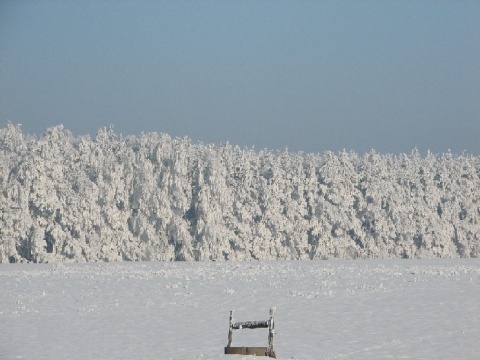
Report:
1,123,479,263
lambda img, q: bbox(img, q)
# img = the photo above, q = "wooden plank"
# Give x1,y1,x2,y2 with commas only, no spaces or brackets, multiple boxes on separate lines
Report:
268,306,275,352
225,347,268,356
227,310,234,347
232,320,269,329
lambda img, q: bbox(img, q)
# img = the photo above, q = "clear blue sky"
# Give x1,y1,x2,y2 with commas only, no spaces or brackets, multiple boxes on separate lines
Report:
1,1,479,155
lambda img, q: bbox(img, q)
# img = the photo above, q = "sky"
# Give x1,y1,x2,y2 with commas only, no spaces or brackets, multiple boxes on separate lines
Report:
1,1,479,155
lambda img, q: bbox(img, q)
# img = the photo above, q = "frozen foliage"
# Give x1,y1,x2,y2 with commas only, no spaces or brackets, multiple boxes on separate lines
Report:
1,123,479,263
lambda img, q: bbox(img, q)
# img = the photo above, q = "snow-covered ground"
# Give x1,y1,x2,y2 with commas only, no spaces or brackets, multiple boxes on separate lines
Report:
1,259,479,359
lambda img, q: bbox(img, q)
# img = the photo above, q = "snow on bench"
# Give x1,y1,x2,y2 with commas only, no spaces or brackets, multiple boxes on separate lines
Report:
225,306,276,358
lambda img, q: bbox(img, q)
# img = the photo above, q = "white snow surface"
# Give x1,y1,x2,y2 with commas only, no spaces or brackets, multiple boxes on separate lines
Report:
1,259,479,359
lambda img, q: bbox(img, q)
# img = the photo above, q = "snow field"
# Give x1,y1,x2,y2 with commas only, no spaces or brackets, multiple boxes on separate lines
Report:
1,259,479,359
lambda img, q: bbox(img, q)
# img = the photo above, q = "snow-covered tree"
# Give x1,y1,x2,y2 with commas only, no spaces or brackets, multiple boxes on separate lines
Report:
1,124,478,263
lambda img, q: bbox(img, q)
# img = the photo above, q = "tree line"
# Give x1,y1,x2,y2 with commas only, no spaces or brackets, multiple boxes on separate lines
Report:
1,123,479,263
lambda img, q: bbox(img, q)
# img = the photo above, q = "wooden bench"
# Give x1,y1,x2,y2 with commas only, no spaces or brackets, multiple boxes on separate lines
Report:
224,307,276,358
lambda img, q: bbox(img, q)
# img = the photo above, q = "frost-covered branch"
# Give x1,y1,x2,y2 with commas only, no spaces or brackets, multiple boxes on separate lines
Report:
1,124,479,263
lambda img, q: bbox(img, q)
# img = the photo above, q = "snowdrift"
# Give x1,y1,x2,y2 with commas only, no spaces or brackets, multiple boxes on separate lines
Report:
1,260,480,359
1,123,479,263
